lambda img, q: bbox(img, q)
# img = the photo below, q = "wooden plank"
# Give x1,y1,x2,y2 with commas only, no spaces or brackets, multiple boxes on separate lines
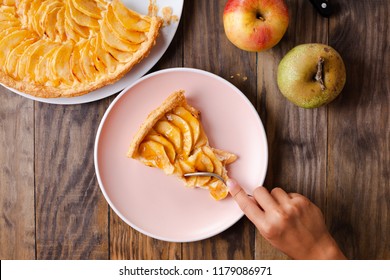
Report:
327,0,390,259
0,89,35,259
256,0,329,259
182,218,254,260
35,101,109,259
181,0,257,260
109,17,184,260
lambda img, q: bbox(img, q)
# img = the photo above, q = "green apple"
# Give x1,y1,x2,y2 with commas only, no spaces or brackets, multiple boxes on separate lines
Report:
277,44,346,108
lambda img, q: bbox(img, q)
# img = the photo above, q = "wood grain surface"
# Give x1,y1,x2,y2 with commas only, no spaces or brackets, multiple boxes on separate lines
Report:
34,102,109,259
257,0,329,260
0,91,35,259
327,0,390,259
0,0,389,260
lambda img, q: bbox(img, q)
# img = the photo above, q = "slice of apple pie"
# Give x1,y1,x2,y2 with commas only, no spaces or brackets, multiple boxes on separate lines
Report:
0,0,162,98
128,90,237,200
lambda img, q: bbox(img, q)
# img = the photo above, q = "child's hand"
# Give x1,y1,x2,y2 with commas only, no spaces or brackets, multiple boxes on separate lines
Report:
227,179,346,260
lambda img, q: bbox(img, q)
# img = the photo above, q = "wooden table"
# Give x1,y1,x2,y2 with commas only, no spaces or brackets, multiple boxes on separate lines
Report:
0,0,389,260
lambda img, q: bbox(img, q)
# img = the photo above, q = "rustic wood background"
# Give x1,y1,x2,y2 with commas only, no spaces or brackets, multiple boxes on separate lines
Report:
0,0,389,260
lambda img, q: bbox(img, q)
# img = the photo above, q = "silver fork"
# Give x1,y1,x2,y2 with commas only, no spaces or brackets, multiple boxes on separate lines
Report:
184,172,226,185
184,172,253,197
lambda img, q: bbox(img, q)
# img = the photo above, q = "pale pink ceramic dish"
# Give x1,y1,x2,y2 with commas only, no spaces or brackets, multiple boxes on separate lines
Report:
94,68,268,242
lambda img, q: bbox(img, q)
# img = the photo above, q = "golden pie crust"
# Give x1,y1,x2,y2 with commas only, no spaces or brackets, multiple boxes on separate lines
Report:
128,90,237,200
0,0,162,98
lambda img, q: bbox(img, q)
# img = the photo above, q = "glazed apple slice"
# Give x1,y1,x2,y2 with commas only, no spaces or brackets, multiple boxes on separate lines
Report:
17,40,46,80
65,0,90,38
166,113,193,157
43,6,62,41
68,0,99,29
105,4,146,44
25,41,58,82
35,44,60,85
0,19,20,30
100,35,136,61
0,29,30,66
26,0,43,30
145,133,177,164
138,141,175,174
79,40,99,80
93,33,118,72
154,120,183,153
64,15,81,42
0,5,16,15
35,1,62,37
52,42,75,86
5,38,37,79
0,26,20,38
0,10,17,21
101,15,139,52
72,0,102,19
172,106,201,146
54,7,67,42
193,151,214,186
69,40,87,83
111,0,151,32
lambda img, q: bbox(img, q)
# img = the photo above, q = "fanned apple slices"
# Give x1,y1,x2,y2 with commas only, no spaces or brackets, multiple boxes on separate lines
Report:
128,90,237,200
0,0,162,98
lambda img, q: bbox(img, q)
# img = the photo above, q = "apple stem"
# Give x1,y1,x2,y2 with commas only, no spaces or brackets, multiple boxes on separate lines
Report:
315,57,326,91
256,12,265,21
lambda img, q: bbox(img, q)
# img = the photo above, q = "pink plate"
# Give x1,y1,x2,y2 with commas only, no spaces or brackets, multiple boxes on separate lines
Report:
94,68,268,242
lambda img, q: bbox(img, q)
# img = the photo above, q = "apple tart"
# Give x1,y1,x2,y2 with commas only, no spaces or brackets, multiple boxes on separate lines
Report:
0,0,162,98
128,90,237,200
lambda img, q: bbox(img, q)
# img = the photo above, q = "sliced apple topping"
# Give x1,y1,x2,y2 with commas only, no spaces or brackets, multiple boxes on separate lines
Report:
111,0,151,32
0,5,15,15
51,42,75,85
44,6,62,40
0,9,16,21
0,19,20,30
145,131,176,163
105,4,146,44
0,26,20,40
67,0,99,29
128,91,237,200
0,0,162,97
17,40,46,80
154,120,182,153
69,40,86,83
93,33,118,73
166,113,193,158
0,29,30,66
2,0,15,6
35,44,60,84
139,141,175,175
26,0,42,30
65,0,90,38
55,7,67,42
72,0,102,19
79,39,98,81
5,38,37,78
24,40,55,82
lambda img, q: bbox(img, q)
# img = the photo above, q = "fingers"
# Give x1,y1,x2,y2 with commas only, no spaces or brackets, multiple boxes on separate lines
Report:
288,192,308,201
252,186,280,211
226,179,264,226
270,187,291,205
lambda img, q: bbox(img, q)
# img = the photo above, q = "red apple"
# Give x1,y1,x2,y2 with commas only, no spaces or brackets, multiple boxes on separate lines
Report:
223,0,289,52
